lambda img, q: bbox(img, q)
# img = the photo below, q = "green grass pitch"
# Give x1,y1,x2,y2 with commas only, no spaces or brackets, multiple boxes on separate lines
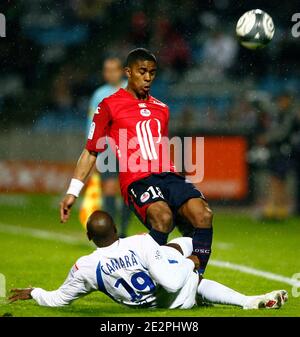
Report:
0,194,299,317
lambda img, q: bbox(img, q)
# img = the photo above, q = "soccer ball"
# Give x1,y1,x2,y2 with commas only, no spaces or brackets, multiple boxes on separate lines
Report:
236,9,275,49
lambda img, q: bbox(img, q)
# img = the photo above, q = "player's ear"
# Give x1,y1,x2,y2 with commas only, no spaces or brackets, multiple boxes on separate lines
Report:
124,67,131,79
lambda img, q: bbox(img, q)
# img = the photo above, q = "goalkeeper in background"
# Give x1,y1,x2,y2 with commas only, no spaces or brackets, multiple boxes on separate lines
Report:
80,57,131,237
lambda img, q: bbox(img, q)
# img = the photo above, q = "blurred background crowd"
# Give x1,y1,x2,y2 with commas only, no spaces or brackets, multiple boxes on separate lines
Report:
1,0,300,225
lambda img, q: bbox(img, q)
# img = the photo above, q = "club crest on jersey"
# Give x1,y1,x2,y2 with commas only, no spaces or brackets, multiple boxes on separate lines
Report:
140,192,150,203
140,108,151,117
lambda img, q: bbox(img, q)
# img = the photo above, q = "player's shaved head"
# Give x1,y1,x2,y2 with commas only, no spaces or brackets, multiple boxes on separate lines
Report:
86,211,118,247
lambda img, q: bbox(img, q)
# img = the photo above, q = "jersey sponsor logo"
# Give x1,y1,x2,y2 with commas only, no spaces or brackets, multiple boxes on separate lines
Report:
140,108,151,117
135,119,161,160
140,191,150,203
138,103,147,108
88,122,96,140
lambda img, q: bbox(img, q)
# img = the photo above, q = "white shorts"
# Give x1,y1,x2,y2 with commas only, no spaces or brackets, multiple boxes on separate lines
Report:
160,245,199,309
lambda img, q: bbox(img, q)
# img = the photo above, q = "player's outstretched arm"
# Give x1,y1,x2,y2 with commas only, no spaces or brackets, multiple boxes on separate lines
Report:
60,148,97,223
9,263,94,307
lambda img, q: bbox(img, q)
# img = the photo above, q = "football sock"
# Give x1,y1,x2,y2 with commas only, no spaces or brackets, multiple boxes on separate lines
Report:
149,228,169,245
192,227,213,274
197,279,248,307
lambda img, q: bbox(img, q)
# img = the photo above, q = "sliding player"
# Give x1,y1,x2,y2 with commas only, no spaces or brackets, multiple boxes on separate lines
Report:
60,48,213,275
10,211,287,310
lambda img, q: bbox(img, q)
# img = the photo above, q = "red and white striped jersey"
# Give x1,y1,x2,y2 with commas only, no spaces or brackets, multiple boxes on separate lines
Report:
86,88,176,203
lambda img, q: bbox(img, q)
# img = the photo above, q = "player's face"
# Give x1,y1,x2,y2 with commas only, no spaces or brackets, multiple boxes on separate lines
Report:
126,60,157,98
103,59,123,86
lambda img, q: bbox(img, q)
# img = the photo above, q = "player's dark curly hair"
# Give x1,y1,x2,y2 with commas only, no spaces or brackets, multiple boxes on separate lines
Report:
125,48,157,67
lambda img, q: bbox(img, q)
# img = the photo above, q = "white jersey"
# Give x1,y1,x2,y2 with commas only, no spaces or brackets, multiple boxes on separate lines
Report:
31,235,198,309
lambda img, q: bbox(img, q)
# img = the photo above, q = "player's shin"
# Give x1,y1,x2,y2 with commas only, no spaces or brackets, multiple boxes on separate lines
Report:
197,279,248,307
192,227,213,274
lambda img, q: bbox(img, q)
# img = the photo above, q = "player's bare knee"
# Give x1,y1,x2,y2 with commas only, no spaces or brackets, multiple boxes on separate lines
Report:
147,204,173,233
191,207,213,229
150,211,173,233
158,210,173,232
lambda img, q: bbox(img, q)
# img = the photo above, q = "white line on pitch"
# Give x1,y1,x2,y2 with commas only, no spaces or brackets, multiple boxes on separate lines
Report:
0,223,232,250
214,242,233,250
0,223,88,245
1,222,299,288
209,260,300,288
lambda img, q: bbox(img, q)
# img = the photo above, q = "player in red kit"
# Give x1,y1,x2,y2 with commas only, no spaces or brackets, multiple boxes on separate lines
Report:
60,49,213,275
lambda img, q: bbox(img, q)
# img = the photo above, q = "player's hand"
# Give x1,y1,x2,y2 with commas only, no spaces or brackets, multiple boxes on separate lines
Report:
9,288,33,303
187,255,201,270
60,194,76,223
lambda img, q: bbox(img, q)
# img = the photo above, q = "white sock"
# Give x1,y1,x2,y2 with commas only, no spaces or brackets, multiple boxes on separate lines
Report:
197,279,250,307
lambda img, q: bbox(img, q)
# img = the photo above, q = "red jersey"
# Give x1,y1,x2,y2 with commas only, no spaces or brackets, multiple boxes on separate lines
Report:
86,88,176,203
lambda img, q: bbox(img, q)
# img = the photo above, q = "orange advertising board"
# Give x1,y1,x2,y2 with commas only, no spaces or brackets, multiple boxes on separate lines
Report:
1,136,248,200
0,161,74,193
188,136,249,200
